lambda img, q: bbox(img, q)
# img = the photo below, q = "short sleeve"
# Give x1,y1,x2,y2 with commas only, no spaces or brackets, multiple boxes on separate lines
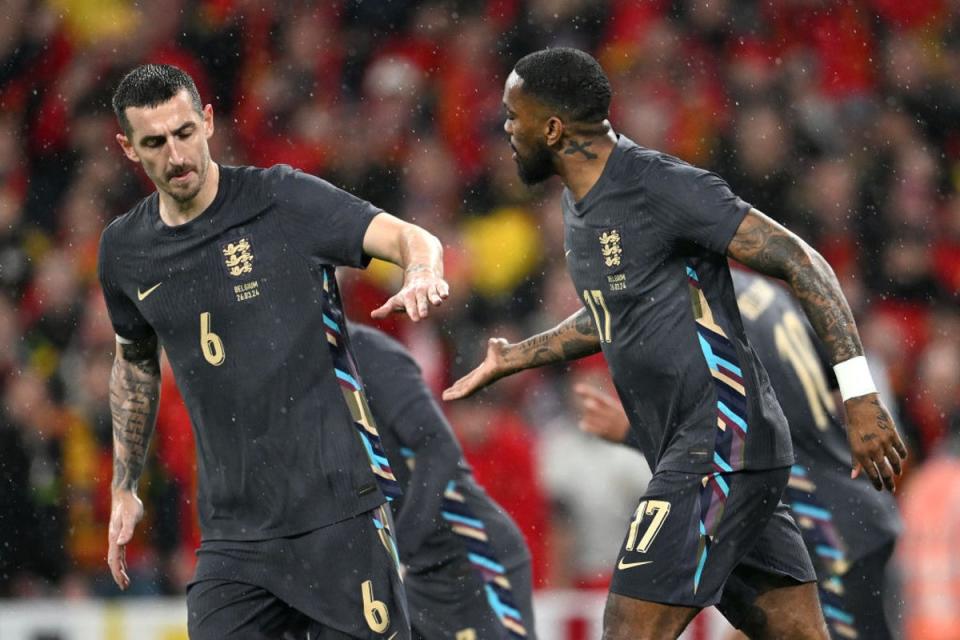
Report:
647,157,751,254
269,164,381,268
97,228,154,342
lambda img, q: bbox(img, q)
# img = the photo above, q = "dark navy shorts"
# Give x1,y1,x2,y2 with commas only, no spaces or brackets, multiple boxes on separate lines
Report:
187,505,410,639
609,466,816,615
405,554,535,640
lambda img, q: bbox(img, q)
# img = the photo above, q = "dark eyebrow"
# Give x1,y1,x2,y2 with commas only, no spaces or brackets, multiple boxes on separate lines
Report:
138,121,196,146
173,122,196,135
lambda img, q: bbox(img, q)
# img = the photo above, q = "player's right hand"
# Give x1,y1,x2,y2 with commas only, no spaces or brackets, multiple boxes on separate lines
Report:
108,490,144,590
573,384,630,444
442,338,513,401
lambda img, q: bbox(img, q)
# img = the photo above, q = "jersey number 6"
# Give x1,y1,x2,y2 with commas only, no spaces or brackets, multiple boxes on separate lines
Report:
200,312,226,366
361,580,390,633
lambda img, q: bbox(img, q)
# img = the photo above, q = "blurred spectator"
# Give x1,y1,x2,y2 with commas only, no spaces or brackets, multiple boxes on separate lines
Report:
899,412,960,640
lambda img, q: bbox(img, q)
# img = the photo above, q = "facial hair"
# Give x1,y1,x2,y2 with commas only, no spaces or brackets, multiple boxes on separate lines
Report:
514,139,555,185
165,146,210,204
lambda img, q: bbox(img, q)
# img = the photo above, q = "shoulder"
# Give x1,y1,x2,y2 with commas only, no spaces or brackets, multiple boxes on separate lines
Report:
351,324,416,367
612,137,675,180
100,193,156,251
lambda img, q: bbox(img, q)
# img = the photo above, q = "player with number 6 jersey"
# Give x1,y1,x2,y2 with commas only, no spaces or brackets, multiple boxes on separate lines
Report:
444,48,907,640
100,64,448,639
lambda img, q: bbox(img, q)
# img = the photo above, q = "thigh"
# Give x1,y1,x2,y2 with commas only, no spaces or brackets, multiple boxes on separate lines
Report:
187,579,313,640
602,591,698,640
718,506,824,639
193,505,410,640
609,467,792,609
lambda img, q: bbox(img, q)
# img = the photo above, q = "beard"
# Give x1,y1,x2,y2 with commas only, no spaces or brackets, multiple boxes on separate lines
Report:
513,140,555,185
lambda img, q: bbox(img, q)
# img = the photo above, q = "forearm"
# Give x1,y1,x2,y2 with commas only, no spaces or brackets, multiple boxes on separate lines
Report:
397,224,444,277
109,338,161,492
728,210,862,364
502,307,602,372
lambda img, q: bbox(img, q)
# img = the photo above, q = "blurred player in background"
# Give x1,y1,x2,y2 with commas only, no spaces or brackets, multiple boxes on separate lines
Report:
574,270,902,640
99,63,448,639
351,323,536,640
445,47,906,639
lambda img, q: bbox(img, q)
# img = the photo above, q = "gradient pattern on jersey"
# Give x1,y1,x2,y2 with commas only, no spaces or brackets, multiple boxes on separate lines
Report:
442,479,528,639
787,465,857,639
687,263,748,592
320,267,402,500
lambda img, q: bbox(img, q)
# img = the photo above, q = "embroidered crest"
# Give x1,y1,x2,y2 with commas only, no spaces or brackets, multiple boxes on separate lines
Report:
222,238,254,277
599,230,622,268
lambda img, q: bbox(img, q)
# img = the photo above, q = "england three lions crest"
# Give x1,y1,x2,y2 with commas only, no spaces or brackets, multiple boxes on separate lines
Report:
599,229,622,268
222,238,254,276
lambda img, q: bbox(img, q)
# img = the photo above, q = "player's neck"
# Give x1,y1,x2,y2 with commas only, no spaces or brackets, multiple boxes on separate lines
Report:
557,128,618,202
158,161,221,227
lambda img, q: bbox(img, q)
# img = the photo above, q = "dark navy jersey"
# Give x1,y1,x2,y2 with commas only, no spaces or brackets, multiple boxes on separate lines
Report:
562,135,793,474
349,324,531,572
98,164,389,541
732,271,901,559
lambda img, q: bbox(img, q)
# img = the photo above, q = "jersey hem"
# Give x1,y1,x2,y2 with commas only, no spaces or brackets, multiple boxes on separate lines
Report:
198,492,386,543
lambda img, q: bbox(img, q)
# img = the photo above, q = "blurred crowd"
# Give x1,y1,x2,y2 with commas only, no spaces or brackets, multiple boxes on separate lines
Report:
1,0,959,635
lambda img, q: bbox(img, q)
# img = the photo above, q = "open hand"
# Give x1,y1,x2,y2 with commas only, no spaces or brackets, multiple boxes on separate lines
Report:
574,384,630,444
371,266,449,322
845,394,908,492
442,338,513,401
107,490,144,590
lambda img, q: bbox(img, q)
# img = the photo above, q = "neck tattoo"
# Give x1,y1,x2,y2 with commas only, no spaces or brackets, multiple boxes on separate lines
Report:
564,139,598,160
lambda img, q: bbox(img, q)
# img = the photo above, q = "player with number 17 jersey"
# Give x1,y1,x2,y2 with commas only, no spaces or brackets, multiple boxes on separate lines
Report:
561,135,815,611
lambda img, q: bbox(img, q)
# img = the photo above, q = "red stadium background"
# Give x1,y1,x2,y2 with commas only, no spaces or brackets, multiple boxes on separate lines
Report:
1,1,959,638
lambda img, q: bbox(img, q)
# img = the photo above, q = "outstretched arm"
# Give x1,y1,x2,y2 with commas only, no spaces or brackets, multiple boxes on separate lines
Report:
107,334,161,590
443,307,601,401
726,209,907,492
362,212,449,322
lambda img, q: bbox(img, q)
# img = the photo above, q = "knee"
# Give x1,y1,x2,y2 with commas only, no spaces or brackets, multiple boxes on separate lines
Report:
601,593,688,640
740,610,829,640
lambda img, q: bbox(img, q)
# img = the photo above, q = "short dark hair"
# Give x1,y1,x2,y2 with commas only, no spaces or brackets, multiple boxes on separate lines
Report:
513,48,612,124
112,64,203,135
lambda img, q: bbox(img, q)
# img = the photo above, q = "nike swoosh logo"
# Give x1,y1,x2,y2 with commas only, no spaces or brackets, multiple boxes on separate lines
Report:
565,249,572,257
137,282,162,301
617,557,653,570
387,633,398,640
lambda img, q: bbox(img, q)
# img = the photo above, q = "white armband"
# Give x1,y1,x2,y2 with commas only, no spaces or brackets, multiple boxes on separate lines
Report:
832,356,877,402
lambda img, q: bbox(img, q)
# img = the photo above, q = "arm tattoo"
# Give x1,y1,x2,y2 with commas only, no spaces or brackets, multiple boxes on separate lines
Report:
727,210,862,364
508,308,602,370
564,139,598,160
109,335,161,492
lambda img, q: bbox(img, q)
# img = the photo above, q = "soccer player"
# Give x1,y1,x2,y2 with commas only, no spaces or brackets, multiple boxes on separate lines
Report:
575,270,902,640
443,48,907,640
100,64,448,639
350,323,535,640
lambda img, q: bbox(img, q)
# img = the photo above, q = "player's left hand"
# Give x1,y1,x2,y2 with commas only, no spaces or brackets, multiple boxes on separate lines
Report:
574,384,631,444
845,393,908,493
371,265,449,322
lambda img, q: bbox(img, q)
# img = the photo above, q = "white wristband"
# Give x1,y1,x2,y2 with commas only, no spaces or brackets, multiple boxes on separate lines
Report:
833,356,877,402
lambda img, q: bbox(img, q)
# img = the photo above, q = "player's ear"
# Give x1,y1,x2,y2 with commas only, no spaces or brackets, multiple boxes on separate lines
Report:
116,133,140,163
545,116,564,148
202,103,214,139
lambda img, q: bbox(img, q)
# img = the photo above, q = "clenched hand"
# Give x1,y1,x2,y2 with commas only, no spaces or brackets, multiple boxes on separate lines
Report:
845,394,908,492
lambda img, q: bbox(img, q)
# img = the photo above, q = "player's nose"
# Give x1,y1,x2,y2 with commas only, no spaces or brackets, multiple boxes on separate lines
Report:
168,137,185,165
